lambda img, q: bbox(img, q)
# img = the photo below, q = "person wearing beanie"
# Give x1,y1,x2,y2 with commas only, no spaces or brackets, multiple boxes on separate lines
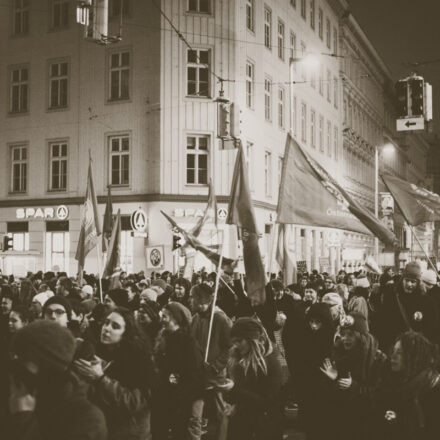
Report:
136,300,161,347
189,282,232,439
347,286,370,325
140,288,158,304
43,295,72,326
75,307,155,440
422,269,440,326
32,283,55,307
322,292,346,325
80,284,94,300
377,261,439,351
220,317,283,440
152,302,205,440
320,312,385,440
9,321,107,440
104,288,129,310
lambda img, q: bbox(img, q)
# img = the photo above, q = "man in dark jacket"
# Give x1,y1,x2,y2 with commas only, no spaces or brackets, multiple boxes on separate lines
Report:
377,262,439,351
9,320,107,440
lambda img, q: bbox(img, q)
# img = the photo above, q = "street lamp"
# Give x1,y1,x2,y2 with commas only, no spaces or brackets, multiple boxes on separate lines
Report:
374,142,394,262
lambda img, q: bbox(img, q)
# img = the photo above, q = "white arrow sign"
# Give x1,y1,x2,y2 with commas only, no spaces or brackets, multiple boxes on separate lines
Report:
396,117,425,132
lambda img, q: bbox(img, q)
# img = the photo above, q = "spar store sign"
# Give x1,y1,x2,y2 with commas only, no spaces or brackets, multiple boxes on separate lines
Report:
16,205,69,220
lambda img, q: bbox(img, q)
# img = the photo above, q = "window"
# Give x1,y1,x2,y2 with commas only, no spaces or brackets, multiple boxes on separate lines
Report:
300,0,306,19
278,87,285,129
278,20,285,60
264,78,272,121
7,222,29,252
311,70,316,89
300,42,306,81
326,69,331,102
187,49,210,97
109,0,130,18
109,51,130,100
292,96,297,136
327,121,332,157
11,145,27,193
278,156,283,189
319,64,323,96
333,27,338,55
319,115,324,152
318,8,323,40
50,0,69,29
310,0,315,29
13,0,29,35
246,141,254,191
290,0,296,7
45,227,69,273
9,66,29,113
49,61,68,109
334,76,338,108
310,110,316,148
301,103,307,143
187,0,210,14
326,18,331,49
186,135,208,185
109,135,130,186
334,127,339,161
49,142,67,191
264,151,272,197
290,32,297,71
246,0,254,32
246,61,254,109
264,7,272,49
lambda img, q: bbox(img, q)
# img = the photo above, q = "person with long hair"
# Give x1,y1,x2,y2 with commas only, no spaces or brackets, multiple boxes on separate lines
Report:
372,331,440,440
221,317,283,440
320,312,386,440
74,307,155,440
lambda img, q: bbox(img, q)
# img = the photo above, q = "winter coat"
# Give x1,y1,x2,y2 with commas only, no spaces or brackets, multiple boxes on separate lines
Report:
227,349,284,440
11,372,107,440
377,283,439,350
348,296,369,323
372,367,440,440
91,342,155,440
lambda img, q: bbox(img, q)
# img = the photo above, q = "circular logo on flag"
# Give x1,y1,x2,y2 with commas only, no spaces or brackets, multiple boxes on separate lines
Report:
56,205,69,220
150,248,161,267
413,311,423,322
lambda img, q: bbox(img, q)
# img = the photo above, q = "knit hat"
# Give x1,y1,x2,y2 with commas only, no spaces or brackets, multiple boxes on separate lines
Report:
340,312,368,335
322,292,343,308
402,262,422,281
81,285,93,297
190,283,214,305
14,320,76,373
141,288,158,302
43,296,72,321
164,302,192,328
139,300,160,322
422,269,437,286
231,317,265,340
107,288,129,308
152,279,167,292
324,275,336,284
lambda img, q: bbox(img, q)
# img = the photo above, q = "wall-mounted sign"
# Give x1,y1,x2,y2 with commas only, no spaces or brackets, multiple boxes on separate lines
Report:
131,209,147,232
16,206,69,220
146,246,164,269
173,207,228,220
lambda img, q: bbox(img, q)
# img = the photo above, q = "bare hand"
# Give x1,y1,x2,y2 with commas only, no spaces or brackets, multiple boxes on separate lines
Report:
320,358,338,381
337,373,352,390
74,356,104,381
215,378,235,391
9,378,36,414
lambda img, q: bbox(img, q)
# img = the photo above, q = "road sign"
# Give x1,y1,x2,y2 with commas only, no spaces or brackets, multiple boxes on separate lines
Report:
396,117,424,132
130,209,147,232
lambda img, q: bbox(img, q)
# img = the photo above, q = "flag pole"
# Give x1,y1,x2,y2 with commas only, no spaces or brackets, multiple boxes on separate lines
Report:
409,224,439,276
205,240,224,363
96,241,104,303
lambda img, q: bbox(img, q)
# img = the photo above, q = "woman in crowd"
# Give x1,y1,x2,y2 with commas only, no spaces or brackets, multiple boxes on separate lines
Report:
222,317,284,440
372,331,440,440
152,301,205,440
136,300,161,347
8,305,34,336
347,286,370,323
170,277,192,308
75,307,155,440
320,312,386,440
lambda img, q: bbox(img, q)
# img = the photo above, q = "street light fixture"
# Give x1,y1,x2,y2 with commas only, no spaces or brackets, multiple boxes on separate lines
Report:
374,142,395,262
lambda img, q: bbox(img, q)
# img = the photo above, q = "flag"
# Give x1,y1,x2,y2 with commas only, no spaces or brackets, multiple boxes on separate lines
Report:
103,209,121,277
192,177,218,235
277,134,397,247
381,173,440,226
226,143,266,305
161,210,237,274
276,223,297,285
102,185,113,252
75,158,101,277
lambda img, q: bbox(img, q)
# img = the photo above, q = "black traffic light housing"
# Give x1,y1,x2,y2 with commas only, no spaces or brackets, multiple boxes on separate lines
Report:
2,236,13,251
409,78,424,117
395,80,409,117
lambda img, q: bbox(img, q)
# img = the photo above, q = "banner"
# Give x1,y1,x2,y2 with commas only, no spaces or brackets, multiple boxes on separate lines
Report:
102,185,113,252
276,223,297,285
277,134,396,247
381,173,440,226
103,209,121,277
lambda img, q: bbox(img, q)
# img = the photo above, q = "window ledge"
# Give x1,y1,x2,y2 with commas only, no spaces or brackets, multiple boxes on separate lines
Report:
7,111,29,117
47,189,67,193
47,106,69,113
106,98,132,105
8,191,27,196
185,11,212,17
185,95,212,100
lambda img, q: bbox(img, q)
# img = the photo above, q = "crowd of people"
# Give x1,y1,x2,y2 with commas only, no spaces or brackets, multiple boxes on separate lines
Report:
0,261,440,440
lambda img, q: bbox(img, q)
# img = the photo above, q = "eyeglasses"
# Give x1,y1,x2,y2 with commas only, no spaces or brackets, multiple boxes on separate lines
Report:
44,308,66,317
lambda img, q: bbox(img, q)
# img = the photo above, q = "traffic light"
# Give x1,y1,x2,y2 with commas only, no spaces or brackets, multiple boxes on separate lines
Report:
409,77,424,117
172,233,182,251
217,101,231,138
230,103,242,138
2,236,13,252
395,80,409,118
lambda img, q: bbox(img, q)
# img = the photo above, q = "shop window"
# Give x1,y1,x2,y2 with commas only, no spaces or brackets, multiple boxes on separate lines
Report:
7,221,29,251
45,229,69,273
120,215,133,273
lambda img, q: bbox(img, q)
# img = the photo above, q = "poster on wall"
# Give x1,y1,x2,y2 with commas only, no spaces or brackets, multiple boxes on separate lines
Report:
146,246,164,269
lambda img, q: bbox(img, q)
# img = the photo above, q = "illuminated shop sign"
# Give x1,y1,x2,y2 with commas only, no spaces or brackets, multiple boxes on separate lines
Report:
16,205,69,220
